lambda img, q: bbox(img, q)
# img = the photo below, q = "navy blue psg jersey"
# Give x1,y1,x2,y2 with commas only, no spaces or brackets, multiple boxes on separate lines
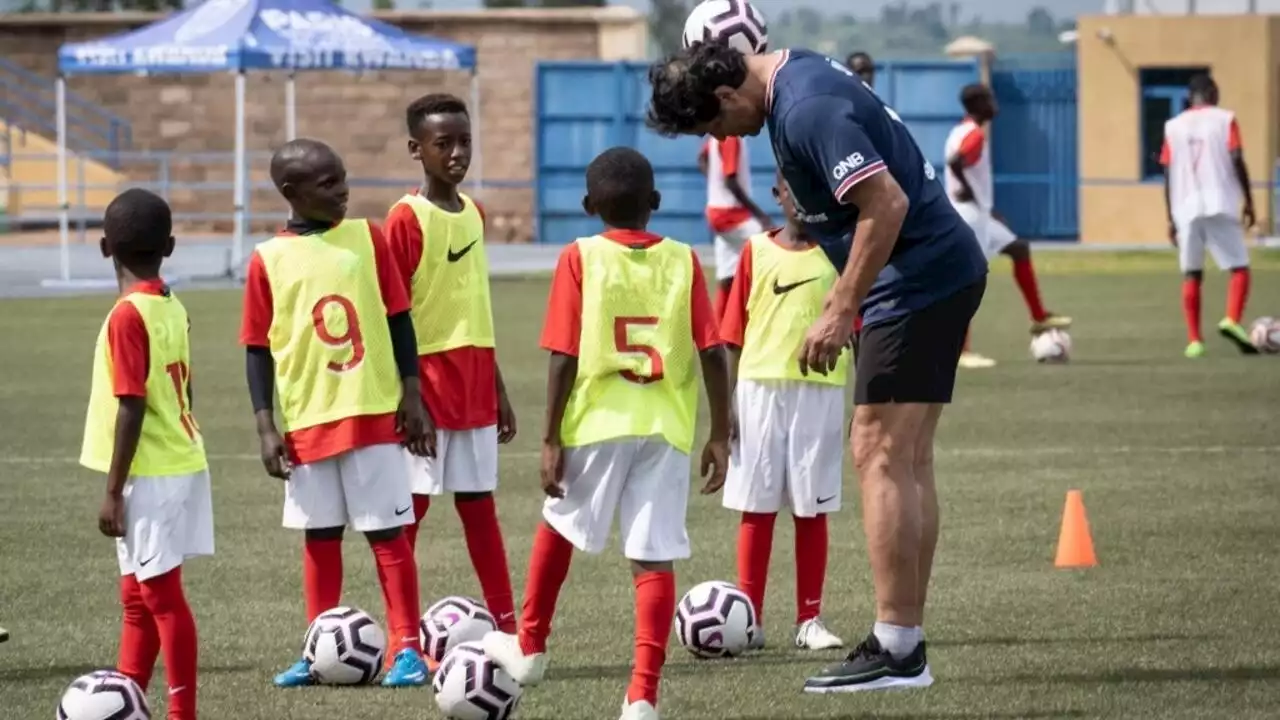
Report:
765,49,987,325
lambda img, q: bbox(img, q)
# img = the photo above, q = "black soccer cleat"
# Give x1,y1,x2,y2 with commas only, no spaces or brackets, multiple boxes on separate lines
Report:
802,633,933,693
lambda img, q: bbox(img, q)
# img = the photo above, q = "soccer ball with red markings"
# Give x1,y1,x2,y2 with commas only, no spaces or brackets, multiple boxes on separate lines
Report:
433,641,523,720
682,0,769,56
675,580,759,658
1030,328,1072,363
303,606,386,685
1249,317,1280,353
56,670,151,720
420,596,498,663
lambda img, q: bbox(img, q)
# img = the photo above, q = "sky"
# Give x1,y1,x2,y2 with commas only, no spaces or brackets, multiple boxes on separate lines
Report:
347,0,1108,24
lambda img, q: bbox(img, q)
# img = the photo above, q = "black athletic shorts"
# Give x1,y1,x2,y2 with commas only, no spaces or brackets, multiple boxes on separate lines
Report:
853,277,987,405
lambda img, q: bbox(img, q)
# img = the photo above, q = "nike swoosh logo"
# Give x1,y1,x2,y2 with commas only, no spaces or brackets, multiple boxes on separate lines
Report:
168,686,186,696
773,276,819,295
446,239,479,262
394,505,412,516
816,495,835,504
138,553,159,567
402,671,425,681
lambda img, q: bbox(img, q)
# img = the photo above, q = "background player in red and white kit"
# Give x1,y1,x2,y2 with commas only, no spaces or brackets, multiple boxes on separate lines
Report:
699,136,772,320
945,84,1069,369
1161,74,1257,358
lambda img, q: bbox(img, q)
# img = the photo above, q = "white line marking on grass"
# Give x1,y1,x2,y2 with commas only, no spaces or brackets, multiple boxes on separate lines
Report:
2,446,1275,465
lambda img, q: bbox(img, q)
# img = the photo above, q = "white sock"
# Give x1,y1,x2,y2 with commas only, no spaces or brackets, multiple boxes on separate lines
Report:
873,621,919,659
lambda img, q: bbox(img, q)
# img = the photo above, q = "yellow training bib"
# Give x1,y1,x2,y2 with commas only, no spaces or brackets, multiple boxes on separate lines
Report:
80,290,208,476
255,219,402,432
560,235,700,454
396,193,495,354
738,233,849,386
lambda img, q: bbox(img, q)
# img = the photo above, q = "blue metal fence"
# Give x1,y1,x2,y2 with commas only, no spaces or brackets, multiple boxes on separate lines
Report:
989,52,1079,239
535,58,979,244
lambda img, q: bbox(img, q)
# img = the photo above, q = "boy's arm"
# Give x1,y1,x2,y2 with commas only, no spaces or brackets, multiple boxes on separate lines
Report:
1228,118,1256,226
102,303,150,530
719,241,753,396
539,244,584,447
370,221,434,456
1160,135,1176,244
719,138,771,227
384,203,424,296
239,251,290,478
946,126,982,203
689,252,730,442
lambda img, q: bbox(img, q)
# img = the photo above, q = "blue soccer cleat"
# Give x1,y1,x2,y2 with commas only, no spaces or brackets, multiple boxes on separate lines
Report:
381,648,429,687
273,658,314,688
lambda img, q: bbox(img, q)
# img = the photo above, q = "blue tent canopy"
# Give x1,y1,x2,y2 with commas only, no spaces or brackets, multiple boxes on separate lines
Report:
58,0,476,75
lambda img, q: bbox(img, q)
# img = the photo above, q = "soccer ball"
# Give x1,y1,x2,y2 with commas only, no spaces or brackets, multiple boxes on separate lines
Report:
1249,316,1280,353
675,580,758,658
303,606,386,685
682,0,769,56
420,595,498,663
57,670,150,720
1030,329,1071,363
433,641,523,720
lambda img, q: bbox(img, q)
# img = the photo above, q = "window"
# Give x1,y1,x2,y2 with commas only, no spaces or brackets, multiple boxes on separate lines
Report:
1139,67,1209,180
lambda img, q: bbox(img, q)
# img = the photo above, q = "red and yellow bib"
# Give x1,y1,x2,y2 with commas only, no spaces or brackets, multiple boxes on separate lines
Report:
80,291,207,476
560,235,700,454
254,219,402,432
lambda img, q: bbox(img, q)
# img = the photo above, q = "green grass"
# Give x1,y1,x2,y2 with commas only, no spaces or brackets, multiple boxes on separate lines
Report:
3,252,1280,719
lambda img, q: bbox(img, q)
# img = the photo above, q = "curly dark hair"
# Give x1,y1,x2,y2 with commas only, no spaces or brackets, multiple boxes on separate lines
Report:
645,40,748,137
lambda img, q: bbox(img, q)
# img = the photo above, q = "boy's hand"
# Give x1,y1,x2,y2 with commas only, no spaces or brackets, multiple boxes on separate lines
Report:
259,428,292,479
497,391,518,445
540,442,565,499
397,394,437,458
98,493,126,538
699,438,729,495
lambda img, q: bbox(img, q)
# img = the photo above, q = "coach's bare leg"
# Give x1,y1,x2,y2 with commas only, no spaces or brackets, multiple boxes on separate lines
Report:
913,404,945,620
851,403,929,629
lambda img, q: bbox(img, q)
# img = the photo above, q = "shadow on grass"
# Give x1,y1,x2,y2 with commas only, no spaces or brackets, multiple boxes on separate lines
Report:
550,652,823,681
933,632,1211,648
980,665,1280,685
0,662,257,683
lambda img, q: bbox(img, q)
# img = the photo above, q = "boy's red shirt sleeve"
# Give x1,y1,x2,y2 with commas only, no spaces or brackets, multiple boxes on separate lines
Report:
368,221,411,316
539,244,584,356
1159,138,1171,166
688,251,721,350
384,203,424,296
957,126,985,167
719,241,753,346
108,302,150,398
719,137,741,177
1228,118,1242,151
239,251,273,348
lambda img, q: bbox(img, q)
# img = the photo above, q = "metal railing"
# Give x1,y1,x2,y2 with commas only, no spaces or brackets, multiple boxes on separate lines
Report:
0,57,133,171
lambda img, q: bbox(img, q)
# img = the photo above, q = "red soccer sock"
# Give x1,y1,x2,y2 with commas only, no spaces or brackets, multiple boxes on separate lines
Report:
1183,276,1203,343
139,568,197,720
713,282,731,322
371,534,423,657
117,574,160,691
518,522,574,655
303,537,344,624
793,515,829,624
456,496,517,633
405,494,433,554
737,512,777,623
1012,258,1048,322
627,571,675,707
1227,268,1251,324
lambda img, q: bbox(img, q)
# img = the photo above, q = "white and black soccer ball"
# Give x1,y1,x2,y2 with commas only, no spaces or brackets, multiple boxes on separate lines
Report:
1030,328,1072,363
1249,316,1280,353
57,670,150,720
675,580,758,658
682,0,769,56
303,606,386,685
433,641,523,720
420,595,498,663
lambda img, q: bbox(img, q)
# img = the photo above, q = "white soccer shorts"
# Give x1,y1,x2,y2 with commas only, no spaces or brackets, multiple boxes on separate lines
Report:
953,202,1017,262
542,437,692,562
282,443,415,532
1177,214,1249,273
116,469,215,582
404,425,499,495
723,379,846,517
714,217,766,280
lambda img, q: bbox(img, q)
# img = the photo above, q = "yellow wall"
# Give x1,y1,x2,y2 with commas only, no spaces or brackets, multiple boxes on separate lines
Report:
1077,15,1276,245
0,120,122,218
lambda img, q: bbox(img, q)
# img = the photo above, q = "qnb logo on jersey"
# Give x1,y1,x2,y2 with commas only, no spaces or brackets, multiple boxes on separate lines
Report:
796,211,829,223
831,152,866,181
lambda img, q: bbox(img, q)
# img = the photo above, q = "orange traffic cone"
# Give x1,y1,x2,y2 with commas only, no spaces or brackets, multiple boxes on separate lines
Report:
1054,489,1097,568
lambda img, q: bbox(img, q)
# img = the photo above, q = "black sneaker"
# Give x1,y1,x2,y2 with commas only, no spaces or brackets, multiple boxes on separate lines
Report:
802,633,932,693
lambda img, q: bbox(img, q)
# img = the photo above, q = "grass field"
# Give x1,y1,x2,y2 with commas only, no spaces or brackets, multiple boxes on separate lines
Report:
3,251,1280,719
